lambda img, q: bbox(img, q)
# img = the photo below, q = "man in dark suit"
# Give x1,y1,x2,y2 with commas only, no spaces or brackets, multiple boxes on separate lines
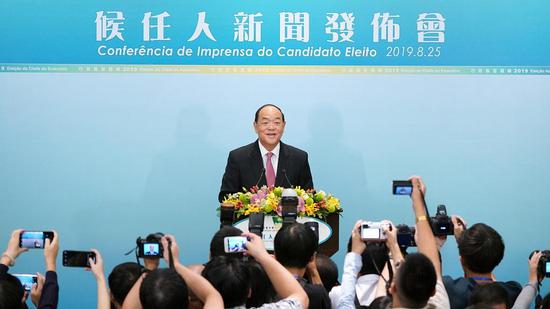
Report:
219,104,314,202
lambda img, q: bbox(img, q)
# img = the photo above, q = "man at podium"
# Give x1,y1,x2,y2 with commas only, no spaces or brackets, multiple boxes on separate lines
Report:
218,104,314,202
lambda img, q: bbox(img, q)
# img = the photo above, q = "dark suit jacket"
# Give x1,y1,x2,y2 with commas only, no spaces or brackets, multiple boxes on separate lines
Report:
219,140,314,202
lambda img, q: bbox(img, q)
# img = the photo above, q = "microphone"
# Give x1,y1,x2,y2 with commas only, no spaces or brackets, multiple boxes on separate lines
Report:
282,169,293,188
254,167,266,187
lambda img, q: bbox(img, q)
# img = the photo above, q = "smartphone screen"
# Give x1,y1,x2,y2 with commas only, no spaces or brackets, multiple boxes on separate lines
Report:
13,274,37,291
224,236,247,253
546,262,550,276
19,231,53,249
63,250,95,267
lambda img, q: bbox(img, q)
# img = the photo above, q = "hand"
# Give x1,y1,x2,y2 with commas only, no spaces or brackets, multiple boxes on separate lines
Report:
528,251,542,283
44,230,59,272
161,235,180,266
242,232,269,260
351,220,366,254
451,215,467,242
381,220,397,247
31,272,45,307
409,176,427,200
1,229,28,266
88,249,105,281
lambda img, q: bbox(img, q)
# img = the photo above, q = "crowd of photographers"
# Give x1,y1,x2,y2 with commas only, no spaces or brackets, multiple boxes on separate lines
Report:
1,176,549,309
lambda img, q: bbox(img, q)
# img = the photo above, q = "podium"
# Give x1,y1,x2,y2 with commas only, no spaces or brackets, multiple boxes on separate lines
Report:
232,213,339,256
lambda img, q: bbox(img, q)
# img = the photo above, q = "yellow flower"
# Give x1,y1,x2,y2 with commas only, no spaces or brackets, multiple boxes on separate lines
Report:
294,186,304,197
305,204,315,216
326,196,340,213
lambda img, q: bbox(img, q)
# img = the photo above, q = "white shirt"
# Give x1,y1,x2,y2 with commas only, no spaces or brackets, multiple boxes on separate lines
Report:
258,141,280,178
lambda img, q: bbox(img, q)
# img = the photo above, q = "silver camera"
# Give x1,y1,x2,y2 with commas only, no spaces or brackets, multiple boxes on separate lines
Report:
360,221,391,242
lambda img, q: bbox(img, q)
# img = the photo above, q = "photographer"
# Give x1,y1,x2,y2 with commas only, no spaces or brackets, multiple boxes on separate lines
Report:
121,234,223,309
364,176,450,308
332,220,402,308
87,249,110,309
443,215,522,308
0,229,59,309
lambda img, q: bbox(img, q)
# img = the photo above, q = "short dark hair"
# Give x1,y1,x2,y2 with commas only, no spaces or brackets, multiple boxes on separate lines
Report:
458,223,505,273
541,292,550,309
108,262,143,306
254,104,285,123
346,239,388,276
210,226,243,258
315,253,339,292
274,223,318,269
0,273,25,309
139,268,188,309
469,282,510,308
202,256,250,307
395,253,437,308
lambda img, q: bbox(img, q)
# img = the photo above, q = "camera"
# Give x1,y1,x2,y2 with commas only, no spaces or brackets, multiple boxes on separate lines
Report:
281,189,298,226
393,180,412,195
430,205,454,236
248,212,265,237
137,233,164,258
396,224,417,250
63,250,96,268
220,203,235,228
360,221,391,242
530,250,550,278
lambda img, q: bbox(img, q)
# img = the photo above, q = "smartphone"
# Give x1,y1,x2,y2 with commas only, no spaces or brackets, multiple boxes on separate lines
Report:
62,250,96,267
13,274,38,291
224,236,247,253
19,231,54,249
392,180,412,195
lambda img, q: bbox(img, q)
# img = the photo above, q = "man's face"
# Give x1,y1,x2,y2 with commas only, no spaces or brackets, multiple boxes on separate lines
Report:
254,105,285,151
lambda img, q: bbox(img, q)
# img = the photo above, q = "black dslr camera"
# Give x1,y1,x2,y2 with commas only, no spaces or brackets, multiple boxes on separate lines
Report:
136,233,164,258
430,205,454,236
281,189,298,227
396,224,417,250
530,250,550,278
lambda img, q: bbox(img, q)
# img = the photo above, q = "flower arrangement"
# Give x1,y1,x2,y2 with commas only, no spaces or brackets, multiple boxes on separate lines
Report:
222,186,342,220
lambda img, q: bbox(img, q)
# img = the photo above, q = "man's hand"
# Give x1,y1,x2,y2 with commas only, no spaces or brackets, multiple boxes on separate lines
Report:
242,232,270,261
1,229,28,266
451,215,467,243
529,251,543,283
44,230,59,272
31,272,45,307
351,220,366,254
381,220,397,248
88,249,105,280
161,235,180,266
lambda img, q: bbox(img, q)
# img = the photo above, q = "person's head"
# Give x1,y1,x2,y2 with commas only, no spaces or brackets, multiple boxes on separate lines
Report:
210,226,243,259
391,253,437,308
202,256,250,307
346,238,388,276
253,104,286,151
458,223,505,274
469,283,510,309
315,253,339,292
108,262,143,307
246,260,278,307
274,222,318,269
139,268,188,309
0,273,26,309
541,292,550,309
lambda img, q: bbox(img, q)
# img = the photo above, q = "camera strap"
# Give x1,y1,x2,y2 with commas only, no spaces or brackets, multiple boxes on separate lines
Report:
124,246,142,267
369,246,394,295
168,239,174,269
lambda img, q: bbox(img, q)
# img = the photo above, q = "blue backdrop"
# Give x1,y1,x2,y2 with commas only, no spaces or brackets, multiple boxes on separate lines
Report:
1,0,550,307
